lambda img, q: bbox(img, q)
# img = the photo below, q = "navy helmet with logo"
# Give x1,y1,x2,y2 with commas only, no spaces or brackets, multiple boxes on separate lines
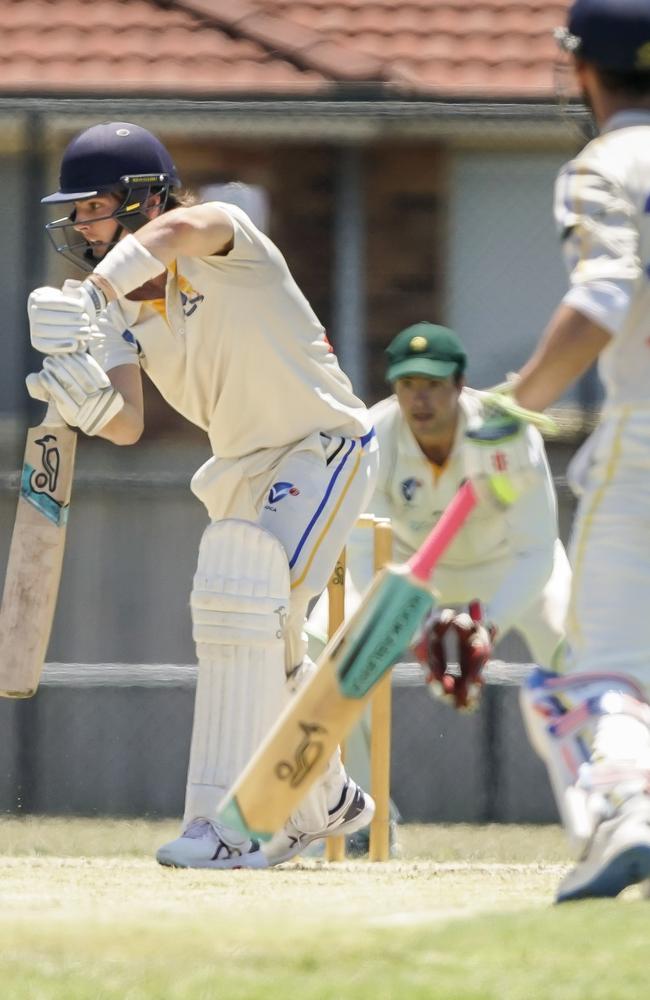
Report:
43,122,182,269
557,0,650,72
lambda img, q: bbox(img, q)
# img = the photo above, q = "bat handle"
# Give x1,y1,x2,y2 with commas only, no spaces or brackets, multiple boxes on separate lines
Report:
44,402,67,428
407,479,477,584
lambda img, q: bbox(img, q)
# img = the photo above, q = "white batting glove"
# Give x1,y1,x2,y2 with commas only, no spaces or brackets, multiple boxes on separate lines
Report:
28,279,108,354
26,352,123,436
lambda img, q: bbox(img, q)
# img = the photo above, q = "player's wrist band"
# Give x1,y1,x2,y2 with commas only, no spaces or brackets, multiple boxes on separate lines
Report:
92,233,166,300
81,279,108,313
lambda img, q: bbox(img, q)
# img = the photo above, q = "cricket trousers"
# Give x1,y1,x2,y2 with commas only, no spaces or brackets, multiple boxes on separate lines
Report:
565,409,650,695
191,427,379,673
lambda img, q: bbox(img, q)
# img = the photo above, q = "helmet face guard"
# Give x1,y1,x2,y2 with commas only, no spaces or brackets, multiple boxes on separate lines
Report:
44,172,175,271
42,122,181,270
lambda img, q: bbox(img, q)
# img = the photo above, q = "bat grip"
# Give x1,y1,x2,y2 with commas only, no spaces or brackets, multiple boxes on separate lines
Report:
44,402,67,427
407,479,477,584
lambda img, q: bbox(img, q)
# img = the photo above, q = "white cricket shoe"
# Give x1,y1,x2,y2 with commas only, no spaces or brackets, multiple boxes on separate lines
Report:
556,794,650,903
156,819,267,870
262,777,375,866
156,778,374,870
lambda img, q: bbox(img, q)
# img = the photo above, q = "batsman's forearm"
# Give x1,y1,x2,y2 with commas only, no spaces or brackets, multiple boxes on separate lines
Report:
96,364,143,444
97,403,144,445
514,305,610,411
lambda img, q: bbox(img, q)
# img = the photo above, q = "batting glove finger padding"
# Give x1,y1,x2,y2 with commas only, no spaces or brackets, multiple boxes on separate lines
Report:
31,353,124,436
25,371,50,403
28,281,105,354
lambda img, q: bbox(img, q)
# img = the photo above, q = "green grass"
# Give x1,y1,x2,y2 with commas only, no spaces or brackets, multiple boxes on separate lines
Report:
0,818,646,999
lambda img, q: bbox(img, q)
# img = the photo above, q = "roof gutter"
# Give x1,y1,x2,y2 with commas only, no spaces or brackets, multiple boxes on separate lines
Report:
0,96,586,145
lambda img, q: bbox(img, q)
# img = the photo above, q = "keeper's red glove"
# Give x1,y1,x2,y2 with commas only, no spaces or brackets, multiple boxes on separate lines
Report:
412,600,496,711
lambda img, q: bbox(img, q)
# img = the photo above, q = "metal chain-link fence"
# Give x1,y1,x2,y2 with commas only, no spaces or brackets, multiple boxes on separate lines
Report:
0,662,557,823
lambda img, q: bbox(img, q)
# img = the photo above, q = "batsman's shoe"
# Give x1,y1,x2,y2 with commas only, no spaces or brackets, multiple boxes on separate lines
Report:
556,795,650,903
155,818,266,870
263,778,375,866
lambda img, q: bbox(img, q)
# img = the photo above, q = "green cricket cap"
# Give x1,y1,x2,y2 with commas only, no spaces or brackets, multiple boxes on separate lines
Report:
385,322,467,383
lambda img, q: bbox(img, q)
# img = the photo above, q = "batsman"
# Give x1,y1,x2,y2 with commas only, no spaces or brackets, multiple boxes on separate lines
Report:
28,121,381,869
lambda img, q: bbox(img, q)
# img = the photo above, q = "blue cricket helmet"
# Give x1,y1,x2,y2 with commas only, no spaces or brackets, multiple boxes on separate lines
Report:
43,122,181,204
559,0,650,72
42,122,182,270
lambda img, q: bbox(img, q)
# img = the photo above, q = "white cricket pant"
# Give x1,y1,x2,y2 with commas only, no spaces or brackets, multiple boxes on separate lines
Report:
565,410,650,696
557,411,650,844
258,429,379,672
184,428,379,825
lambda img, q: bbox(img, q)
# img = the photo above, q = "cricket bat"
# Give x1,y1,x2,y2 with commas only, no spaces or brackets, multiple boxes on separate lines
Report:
0,403,76,698
217,479,479,838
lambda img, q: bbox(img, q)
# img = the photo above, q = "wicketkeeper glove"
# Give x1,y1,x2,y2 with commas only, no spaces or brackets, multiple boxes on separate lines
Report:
412,600,496,711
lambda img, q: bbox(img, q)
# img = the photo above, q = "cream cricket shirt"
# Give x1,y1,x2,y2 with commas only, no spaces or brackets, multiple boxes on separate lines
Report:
556,110,650,411
551,112,650,681
92,203,371,457
344,391,561,635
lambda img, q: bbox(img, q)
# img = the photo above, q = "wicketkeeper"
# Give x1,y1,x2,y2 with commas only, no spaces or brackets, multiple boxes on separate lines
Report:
307,323,571,808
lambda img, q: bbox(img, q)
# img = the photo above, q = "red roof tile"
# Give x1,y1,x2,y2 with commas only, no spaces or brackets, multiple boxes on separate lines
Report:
0,0,573,98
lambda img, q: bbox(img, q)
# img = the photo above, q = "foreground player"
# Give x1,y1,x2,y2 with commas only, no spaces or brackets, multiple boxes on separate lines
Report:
509,0,650,901
27,122,379,868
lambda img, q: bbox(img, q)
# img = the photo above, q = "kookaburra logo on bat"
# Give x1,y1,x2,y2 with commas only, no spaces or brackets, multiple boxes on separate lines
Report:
31,434,60,494
275,721,328,787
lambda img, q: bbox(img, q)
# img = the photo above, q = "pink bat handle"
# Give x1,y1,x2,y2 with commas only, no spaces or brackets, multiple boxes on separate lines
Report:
407,479,478,584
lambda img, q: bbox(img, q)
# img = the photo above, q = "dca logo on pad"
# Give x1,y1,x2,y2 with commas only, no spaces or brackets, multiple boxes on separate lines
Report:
265,481,301,512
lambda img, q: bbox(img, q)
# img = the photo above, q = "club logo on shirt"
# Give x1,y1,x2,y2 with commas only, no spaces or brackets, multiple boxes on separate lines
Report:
180,288,205,317
177,273,205,317
265,481,301,511
400,477,423,502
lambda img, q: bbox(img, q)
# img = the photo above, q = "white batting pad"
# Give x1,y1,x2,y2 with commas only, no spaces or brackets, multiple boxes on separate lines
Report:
185,519,290,823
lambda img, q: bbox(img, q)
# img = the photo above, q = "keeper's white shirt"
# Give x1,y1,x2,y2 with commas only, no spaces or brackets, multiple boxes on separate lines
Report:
91,202,371,457
312,390,570,650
